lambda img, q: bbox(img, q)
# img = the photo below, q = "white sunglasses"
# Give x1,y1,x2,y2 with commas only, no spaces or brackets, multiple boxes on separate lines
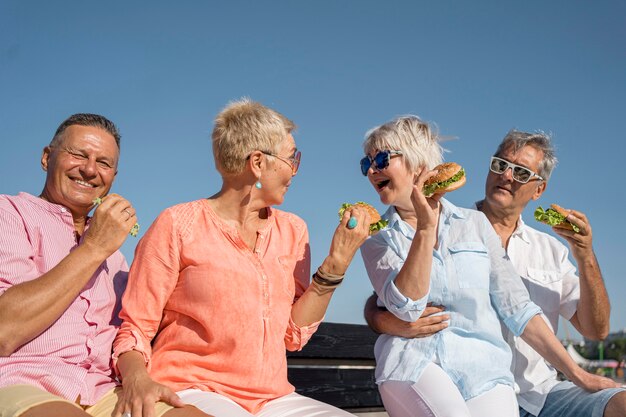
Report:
489,156,544,184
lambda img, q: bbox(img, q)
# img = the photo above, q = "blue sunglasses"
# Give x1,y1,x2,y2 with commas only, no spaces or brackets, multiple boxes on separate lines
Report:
360,150,403,176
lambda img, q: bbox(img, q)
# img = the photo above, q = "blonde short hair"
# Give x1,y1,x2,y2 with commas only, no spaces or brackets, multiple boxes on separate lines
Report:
363,115,443,171
212,98,295,174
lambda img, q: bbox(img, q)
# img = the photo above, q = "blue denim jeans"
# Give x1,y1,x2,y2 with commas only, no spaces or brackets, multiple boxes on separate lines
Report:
519,381,625,417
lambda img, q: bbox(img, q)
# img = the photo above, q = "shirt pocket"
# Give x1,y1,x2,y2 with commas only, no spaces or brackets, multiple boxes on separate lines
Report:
524,267,562,315
449,242,490,289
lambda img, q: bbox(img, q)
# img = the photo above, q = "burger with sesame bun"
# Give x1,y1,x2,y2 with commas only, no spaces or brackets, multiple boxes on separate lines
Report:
338,202,388,235
534,204,580,233
422,162,466,197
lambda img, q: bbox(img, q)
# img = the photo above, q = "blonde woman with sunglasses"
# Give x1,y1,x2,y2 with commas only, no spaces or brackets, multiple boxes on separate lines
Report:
358,116,617,417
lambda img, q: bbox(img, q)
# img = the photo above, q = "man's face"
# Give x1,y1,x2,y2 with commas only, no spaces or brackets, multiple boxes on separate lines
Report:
484,144,546,214
41,125,119,216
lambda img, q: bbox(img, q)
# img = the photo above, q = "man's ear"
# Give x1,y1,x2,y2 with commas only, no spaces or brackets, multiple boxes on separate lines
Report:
532,180,547,201
41,146,52,171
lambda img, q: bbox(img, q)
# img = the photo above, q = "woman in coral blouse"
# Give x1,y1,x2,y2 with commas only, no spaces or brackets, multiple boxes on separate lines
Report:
112,99,370,417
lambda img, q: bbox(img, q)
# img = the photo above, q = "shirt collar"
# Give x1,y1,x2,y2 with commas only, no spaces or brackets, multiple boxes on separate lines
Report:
382,206,409,235
512,215,531,244
19,192,91,226
440,197,465,222
20,192,72,215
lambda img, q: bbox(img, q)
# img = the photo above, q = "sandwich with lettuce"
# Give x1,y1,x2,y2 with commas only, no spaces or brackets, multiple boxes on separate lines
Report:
423,162,466,197
338,202,388,235
534,204,580,233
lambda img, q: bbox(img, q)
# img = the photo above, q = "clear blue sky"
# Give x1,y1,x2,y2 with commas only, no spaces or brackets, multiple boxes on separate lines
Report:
2,1,625,340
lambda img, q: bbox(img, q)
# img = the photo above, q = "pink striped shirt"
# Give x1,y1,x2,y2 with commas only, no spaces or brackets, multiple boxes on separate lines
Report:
0,192,128,406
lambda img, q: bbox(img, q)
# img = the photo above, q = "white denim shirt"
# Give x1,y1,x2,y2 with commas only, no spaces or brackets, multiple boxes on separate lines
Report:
361,198,541,400
485,207,580,416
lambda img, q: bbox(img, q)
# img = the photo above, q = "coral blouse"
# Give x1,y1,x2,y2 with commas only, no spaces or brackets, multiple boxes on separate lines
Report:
113,199,319,413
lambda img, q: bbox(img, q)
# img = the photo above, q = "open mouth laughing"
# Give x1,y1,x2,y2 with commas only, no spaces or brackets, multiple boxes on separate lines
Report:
376,179,390,190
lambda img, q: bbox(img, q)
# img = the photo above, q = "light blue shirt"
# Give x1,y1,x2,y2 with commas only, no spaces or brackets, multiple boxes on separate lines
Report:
361,198,541,400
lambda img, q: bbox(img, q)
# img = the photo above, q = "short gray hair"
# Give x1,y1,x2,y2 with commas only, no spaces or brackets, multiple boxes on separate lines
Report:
363,115,444,172
51,113,121,148
494,130,557,180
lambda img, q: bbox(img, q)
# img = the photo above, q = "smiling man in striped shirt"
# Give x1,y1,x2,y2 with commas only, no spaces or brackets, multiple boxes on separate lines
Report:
0,114,138,416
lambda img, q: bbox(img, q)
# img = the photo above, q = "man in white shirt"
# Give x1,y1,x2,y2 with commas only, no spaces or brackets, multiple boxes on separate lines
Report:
365,130,626,417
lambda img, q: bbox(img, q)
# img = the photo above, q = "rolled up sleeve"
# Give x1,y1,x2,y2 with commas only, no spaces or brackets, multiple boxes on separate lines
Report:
285,315,321,351
501,301,542,336
361,235,429,322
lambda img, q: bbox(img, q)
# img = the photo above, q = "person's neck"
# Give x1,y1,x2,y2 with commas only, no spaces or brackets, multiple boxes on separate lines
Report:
72,215,88,237
479,199,521,249
394,201,418,228
394,198,441,232
208,184,267,228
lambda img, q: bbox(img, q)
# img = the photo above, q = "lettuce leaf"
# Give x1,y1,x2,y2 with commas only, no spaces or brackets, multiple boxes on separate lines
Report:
534,206,580,233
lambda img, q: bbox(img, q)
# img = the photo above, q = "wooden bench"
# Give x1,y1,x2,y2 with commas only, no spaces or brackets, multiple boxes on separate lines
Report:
287,322,386,415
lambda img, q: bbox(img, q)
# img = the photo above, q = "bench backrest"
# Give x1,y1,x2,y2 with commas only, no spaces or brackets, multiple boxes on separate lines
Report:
286,322,383,409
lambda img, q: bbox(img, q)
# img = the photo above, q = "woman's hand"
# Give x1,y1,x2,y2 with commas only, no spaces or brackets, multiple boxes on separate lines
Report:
113,351,185,417
323,205,372,276
411,166,443,233
291,206,371,326
113,373,186,417
365,292,449,338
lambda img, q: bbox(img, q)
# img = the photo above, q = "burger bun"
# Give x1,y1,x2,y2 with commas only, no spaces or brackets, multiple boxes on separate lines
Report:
352,202,382,226
550,204,575,230
424,162,466,195
424,162,462,186
339,201,388,235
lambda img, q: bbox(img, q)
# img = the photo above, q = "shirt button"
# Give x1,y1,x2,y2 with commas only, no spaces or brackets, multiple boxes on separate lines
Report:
60,208,66,212
262,275,267,280
264,293,268,298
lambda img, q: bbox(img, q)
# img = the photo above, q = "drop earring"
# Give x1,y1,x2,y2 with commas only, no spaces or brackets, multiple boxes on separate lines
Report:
255,177,262,189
